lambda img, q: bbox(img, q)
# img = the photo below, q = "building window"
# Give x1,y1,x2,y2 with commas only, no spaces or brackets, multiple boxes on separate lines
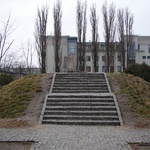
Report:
142,56,146,59
138,44,140,50
147,56,150,59
86,66,91,72
100,44,105,50
148,44,150,53
68,42,76,55
86,45,91,50
117,55,121,61
117,66,122,72
102,66,107,72
86,56,91,61
102,56,106,61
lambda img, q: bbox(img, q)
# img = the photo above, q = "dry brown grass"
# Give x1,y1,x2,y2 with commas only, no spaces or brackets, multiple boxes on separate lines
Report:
0,74,43,118
109,73,150,119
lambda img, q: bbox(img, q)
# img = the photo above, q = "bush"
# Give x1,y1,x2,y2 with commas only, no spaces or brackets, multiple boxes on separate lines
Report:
0,74,14,86
124,63,150,82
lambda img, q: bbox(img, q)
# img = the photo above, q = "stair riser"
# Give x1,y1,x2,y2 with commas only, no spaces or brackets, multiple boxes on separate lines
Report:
44,112,118,116
53,86,108,90
45,108,116,111
42,121,120,126
52,90,109,93
47,100,114,103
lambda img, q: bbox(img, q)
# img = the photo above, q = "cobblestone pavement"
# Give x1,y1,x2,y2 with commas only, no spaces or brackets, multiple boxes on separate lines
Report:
0,125,150,150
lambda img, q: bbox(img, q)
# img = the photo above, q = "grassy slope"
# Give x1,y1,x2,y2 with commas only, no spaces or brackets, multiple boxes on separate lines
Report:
109,73,150,119
0,74,43,118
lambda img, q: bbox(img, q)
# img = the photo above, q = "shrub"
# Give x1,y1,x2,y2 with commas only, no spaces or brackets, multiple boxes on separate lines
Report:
0,74,14,86
124,62,150,82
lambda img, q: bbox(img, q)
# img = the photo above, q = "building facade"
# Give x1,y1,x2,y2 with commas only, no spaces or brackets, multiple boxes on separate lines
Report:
46,35,150,73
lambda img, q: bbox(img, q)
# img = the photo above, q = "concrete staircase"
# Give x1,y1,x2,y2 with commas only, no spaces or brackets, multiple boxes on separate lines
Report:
40,73,123,126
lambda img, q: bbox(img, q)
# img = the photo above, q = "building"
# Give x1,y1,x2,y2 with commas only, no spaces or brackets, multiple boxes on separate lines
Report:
46,35,150,73
133,35,150,65
46,36,77,73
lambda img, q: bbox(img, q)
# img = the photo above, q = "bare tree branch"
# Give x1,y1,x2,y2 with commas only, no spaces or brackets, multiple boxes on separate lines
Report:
90,3,99,72
53,0,62,72
35,5,48,73
102,2,116,72
0,14,15,68
125,8,134,66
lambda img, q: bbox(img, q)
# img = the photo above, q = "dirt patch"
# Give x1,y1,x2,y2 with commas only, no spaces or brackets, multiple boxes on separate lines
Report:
129,143,150,150
108,74,150,128
0,73,53,128
0,141,34,150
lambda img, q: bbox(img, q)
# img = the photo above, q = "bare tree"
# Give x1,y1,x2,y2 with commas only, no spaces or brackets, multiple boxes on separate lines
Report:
35,5,48,73
125,8,134,66
77,0,83,71
82,1,87,72
102,2,116,72
117,8,125,71
21,40,35,74
90,4,99,72
76,0,87,71
53,0,62,72
0,14,15,69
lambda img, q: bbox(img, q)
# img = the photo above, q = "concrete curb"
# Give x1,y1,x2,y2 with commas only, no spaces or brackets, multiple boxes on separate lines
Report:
112,94,124,125
104,73,112,93
49,73,56,93
38,95,48,124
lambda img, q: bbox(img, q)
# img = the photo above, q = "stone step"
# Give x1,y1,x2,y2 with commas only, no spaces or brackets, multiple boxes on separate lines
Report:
47,99,114,103
47,95,113,98
53,82,107,85
55,74,105,76
43,115,119,120
42,119,120,126
52,87,109,90
54,79,106,82
44,110,118,116
46,102,115,106
53,84,108,87
45,106,116,111
52,90,110,93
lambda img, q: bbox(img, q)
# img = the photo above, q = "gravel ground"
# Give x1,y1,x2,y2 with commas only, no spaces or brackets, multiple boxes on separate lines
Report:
0,125,150,150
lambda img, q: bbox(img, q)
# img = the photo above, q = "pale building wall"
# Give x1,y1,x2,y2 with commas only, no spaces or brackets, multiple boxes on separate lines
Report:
135,36,150,65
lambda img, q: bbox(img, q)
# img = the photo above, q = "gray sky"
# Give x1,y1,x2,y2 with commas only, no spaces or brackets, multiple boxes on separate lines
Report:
0,0,150,65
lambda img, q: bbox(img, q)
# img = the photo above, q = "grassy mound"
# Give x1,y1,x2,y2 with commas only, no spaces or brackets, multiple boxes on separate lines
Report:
111,73,150,118
0,74,43,118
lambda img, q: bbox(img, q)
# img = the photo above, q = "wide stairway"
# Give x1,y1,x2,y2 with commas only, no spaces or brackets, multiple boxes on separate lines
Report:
40,73,122,125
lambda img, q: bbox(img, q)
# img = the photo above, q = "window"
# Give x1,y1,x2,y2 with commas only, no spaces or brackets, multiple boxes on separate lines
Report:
148,45,150,53
68,42,76,55
138,44,140,50
102,66,107,72
117,66,122,72
147,56,150,59
142,56,146,59
100,44,105,50
102,56,106,61
86,56,91,61
117,56,121,61
86,45,91,50
86,66,91,72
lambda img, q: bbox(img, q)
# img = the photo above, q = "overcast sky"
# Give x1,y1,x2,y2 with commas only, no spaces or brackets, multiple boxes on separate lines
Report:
0,0,150,65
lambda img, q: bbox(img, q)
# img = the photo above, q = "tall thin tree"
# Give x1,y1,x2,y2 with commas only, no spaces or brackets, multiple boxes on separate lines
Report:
35,5,48,73
102,2,116,72
117,8,125,71
82,1,87,71
90,4,99,72
53,0,62,72
76,0,83,71
125,8,134,66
